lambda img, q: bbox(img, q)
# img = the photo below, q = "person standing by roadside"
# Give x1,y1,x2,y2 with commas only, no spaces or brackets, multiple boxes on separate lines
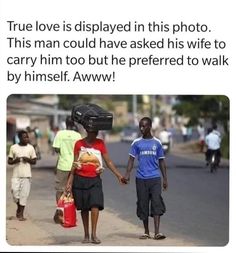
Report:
33,126,42,159
197,123,205,153
8,130,37,221
181,124,188,142
52,116,82,223
26,126,39,159
124,117,168,240
158,126,172,154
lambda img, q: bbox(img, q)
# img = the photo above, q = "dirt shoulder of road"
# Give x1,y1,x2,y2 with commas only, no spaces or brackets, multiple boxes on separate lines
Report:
6,200,199,247
171,140,229,165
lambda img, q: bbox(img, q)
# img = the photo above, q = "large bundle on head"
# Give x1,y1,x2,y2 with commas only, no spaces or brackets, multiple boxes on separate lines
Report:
71,103,113,131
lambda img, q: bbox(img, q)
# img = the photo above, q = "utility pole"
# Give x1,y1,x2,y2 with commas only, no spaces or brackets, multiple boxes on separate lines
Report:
151,95,156,119
132,95,137,125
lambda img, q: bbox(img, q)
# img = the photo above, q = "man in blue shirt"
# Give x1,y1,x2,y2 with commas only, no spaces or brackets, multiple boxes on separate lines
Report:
124,117,168,240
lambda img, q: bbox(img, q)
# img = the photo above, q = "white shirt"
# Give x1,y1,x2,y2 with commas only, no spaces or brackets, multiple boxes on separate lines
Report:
181,126,187,135
8,143,36,178
159,130,172,144
205,132,221,150
212,129,221,139
197,125,205,141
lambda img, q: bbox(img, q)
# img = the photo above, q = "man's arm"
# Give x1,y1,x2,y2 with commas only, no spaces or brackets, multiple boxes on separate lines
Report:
22,157,37,165
52,132,60,154
54,147,60,154
8,146,20,165
8,157,20,165
124,155,135,182
159,159,168,190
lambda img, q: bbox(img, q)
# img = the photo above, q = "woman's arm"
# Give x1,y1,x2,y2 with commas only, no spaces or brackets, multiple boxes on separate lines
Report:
102,153,127,184
65,153,79,192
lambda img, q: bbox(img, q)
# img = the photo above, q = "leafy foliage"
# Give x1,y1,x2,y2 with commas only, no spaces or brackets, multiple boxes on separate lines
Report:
173,95,229,132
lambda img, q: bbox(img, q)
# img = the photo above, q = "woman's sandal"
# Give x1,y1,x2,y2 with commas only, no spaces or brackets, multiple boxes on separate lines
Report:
91,237,101,244
18,217,27,221
81,237,90,244
153,233,166,240
139,233,151,239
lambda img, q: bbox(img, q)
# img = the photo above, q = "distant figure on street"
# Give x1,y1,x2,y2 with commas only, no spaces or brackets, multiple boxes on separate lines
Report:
66,126,127,244
205,127,221,166
181,124,188,142
159,127,172,154
187,126,193,141
52,116,82,223
47,127,57,155
26,126,41,159
212,123,221,139
34,126,42,159
124,117,168,240
12,131,20,144
197,123,205,153
8,130,37,221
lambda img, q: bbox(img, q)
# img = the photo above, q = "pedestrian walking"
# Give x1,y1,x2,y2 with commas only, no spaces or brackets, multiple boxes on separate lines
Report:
12,130,20,144
52,116,82,223
158,126,172,154
197,123,205,153
181,124,188,142
187,125,193,141
66,126,127,244
33,126,42,159
26,126,40,159
47,127,57,155
124,117,168,240
7,130,37,221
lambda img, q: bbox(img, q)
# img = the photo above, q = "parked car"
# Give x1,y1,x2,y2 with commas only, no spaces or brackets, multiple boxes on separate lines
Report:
120,126,139,142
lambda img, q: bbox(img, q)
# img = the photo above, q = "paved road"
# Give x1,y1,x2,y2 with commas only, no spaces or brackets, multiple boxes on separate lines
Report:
6,141,229,247
104,142,229,246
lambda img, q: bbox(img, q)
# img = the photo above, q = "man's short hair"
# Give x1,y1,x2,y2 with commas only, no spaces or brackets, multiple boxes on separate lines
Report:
212,123,218,130
18,130,28,139
207,128,212,134
140,117,152,127
66,116,75,128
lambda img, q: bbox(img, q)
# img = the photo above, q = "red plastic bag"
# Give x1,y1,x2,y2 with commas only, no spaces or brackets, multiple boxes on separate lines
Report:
57,193,77,228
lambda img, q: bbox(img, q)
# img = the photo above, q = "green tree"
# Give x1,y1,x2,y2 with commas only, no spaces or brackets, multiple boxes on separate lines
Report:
173,95,229,158
173,95,229,132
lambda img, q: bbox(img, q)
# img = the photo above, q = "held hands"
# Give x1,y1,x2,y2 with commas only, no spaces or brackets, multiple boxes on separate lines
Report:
120,177,129,184
123,172,130,184
117,174,128,185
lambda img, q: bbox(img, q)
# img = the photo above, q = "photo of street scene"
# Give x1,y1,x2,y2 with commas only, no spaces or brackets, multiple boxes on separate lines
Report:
6,94,229,247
